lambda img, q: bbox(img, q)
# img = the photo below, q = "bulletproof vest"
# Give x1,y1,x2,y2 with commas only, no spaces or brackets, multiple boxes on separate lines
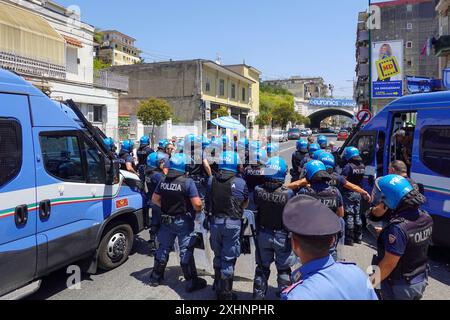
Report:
255,186,290,230
137,146,151,166
328,173,340,188
119,151,134,171
303,185,340,214
378,210,433,280
244,165,265,192
146,170,163,196
160,175,192,216
293,151,306,168
346,161,365,185
188,151,208,180
211,175,244,220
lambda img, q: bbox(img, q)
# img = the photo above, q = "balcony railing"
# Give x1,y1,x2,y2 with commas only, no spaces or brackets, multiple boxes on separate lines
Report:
93,70,129,92
434,35,450,57
357,30,369,42
0,51,66,79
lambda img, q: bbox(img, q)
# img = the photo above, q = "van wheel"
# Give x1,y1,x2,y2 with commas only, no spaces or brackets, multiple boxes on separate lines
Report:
98,222,133,271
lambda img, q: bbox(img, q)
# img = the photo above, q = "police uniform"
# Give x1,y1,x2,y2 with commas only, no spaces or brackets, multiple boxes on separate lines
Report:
244,164,265,211
377,209,433,300
281,195,378,300
291,150,307,182
119,150,135,171
253,184,295,299
207,162,249,300
145,167,165,251
150,155,207,292
341,158,365,245
137,145,154,181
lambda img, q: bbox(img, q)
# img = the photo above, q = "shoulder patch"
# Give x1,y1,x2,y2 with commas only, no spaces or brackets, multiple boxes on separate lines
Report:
388,234,397,244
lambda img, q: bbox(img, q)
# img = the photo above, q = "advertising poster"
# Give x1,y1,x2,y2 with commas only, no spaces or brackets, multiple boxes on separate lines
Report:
371,40,404,99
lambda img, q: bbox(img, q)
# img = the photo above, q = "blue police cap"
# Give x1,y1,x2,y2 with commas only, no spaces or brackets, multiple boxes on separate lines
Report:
282,195,341,236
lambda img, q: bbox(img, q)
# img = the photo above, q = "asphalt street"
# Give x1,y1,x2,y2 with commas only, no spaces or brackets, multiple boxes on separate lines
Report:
27,135,450,300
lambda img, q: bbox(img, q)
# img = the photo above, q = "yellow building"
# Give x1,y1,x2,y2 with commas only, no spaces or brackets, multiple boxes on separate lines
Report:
98,30,141,66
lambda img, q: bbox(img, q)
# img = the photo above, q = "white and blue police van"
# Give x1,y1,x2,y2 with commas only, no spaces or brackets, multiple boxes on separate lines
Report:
346,91,450,247
0,69,146,299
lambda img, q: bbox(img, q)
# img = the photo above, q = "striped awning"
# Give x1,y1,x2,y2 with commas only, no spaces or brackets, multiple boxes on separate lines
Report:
210,116,246,132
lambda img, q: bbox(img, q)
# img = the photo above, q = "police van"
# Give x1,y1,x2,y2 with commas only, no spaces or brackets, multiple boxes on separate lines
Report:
346,91,450,247
0,69,146,299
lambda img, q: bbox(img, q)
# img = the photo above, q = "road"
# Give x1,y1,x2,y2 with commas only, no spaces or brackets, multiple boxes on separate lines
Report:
27,135,450,300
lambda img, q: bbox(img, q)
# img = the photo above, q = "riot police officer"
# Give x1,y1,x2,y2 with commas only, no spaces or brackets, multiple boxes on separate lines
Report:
253,157,295,300
206,151,249,300
317,135,329,151
119,139,138,175
341,147,366,246
145,152,168,252
149,153,207,292
290,139,308,182
298,160,344,260
298,143,321,178
266,142,279,158
243,149,268,211
103,137,118,158
369,175,432,300
186,135,212,206
137,135,155,182
281,195,378,300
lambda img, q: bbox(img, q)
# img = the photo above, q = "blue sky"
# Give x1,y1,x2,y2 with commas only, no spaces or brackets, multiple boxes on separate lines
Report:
57,0,369,98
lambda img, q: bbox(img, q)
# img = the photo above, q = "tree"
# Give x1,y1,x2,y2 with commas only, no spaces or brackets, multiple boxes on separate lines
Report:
213,106,229,118
137,98,173,145
94,57,111,71
272,103,297,129
259,83,296,129
255,112,272,128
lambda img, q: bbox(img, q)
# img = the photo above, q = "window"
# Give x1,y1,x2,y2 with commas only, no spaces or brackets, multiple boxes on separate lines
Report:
407,23,413,30
407,4,413,12
0,119,22,186
205,78,211,92
93,105,104,123
406,41,413,48
66,47,79,75
219,79,225,96
421,126,450,177
407,60,413,67
40,133,84,182
350,133,376,165
231,84,236,99
242,88,246,101
83,139,106,184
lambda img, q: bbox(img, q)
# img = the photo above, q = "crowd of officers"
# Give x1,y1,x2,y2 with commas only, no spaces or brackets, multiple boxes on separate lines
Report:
102,133,433,301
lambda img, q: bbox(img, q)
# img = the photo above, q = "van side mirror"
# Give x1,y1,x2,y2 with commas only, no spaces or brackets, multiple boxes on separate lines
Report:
106,158,120,185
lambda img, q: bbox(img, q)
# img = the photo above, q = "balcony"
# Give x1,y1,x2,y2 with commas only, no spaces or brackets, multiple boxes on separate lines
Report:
357,63,369,77
357,47,369,62
434,35,450,57
0,51,66,79
93,70,129,92
357,30,369,43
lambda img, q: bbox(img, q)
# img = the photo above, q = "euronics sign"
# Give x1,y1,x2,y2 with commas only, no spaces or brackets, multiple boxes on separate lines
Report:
309,98,356,108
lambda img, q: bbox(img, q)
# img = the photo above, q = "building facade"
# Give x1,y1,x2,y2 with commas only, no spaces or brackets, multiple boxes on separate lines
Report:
97,30,141,66
434,0,450,76
354,11,370,111
110,60,259,137
371,0,439,112
0,0,128,140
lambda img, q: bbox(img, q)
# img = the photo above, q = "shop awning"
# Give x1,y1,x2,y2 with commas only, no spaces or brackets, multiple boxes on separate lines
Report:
0,2,66,66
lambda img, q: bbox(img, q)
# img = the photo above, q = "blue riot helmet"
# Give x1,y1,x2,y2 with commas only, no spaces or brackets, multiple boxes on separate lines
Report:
319,152,336,172
377,174,414,210
121,139,134,152
250,140,262,152
169,153,189,174
343,146,360,161
147,151,167,170
159,139,169,149
308,143,321,156
219,151,240,173
305,160,327,181
264,157,288,182
221,135,230,147
317,135,328,149
176,140,184,151
266,143,279,156
312,149,327,160
103,137,115,152
250,148,268,165
238,137,249,149
200,136,211,149
140,135,150,146
296,139,308,153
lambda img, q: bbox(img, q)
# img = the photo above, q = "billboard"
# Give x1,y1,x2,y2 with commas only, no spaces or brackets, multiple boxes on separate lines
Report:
371,40,404,99
309,98,356,108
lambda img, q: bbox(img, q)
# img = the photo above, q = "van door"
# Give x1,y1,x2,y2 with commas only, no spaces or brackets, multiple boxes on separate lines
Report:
0,94,37,296
347,130,378,190
33,129,108,273
411,108,450,246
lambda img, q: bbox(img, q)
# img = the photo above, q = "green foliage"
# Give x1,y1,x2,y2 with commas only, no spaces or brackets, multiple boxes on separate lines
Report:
213,106,229,118
94,30,103,44
94,58,111,71
137,98,173,144
255,112,272,127
258,83,296,129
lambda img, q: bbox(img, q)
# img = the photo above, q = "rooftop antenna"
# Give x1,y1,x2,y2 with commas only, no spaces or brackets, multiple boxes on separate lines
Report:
215,52,222,65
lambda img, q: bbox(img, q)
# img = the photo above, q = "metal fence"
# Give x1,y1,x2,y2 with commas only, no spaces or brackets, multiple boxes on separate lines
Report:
0,51,66,79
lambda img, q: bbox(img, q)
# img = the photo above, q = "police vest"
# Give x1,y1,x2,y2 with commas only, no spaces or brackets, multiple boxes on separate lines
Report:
378,210,433,280
293,151,306,170
137,146,152,166
303,186,340,214
211,176,244,220
244,165,265,192
346,161,365,185
160,175,193,216
145,169,163,196
255,186,290,230
119,151,135,171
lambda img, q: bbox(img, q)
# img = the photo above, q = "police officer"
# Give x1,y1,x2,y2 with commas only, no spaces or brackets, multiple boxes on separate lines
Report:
369,175,432,300
297,160,344,261
298,143,321,178
317,135,329,151
119,139,138,175
290,139,308,182
145,152,168,252
103,137,118,158
253,157,295,300
341,147,366,246
281,195,378,300
243,149,268,211
149,153,207,292
266,142,279,158
137,135,155,182
206,151,249,300
186,135,212,206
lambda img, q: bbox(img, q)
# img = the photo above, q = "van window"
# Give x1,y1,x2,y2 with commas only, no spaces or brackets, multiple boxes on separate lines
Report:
40,133,85,182
83,139,106,184
421,126,450,177
0,119,22,186
350,132,376,165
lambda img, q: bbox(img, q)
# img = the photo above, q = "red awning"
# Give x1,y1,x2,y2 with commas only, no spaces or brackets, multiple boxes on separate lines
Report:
63,35,83,48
